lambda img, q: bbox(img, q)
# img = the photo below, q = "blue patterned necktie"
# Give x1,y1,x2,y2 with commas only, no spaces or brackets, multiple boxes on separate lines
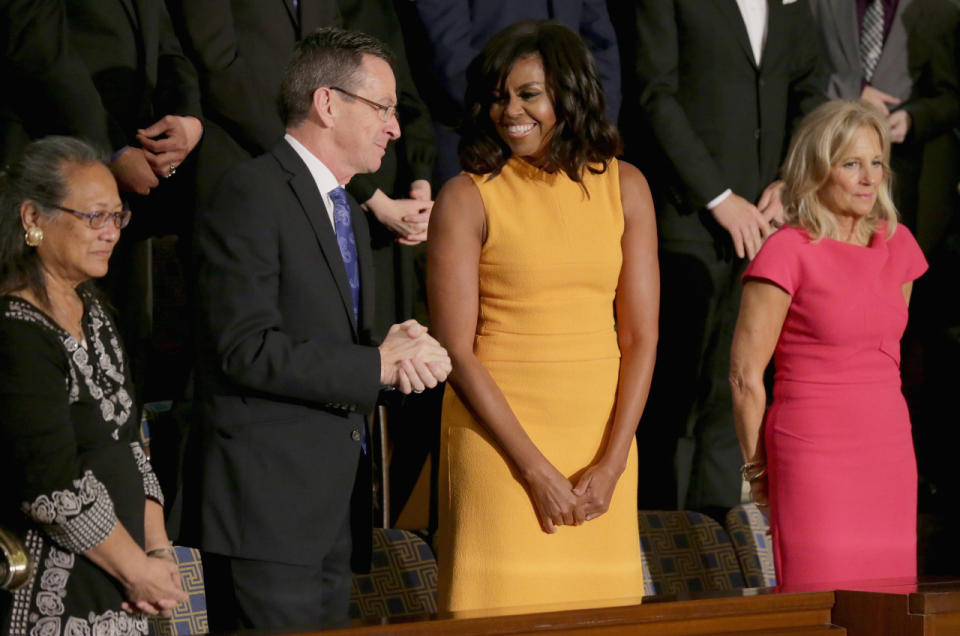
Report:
329,187,360,324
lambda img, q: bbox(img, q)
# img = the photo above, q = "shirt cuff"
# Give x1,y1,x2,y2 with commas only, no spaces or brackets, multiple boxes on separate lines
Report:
706,188,733,210
110,146,130,163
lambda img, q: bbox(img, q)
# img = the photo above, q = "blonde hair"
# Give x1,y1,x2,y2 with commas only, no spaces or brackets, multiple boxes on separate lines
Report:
780,99,898,244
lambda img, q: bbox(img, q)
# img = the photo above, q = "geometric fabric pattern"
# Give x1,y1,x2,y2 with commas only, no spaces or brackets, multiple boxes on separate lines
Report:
725,503,777,588
638,510,745,595
147,546,208,636
138,400,174,448
349,528,438,618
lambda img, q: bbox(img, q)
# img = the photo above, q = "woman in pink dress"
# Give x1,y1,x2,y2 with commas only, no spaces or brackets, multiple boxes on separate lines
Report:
730,100,928,587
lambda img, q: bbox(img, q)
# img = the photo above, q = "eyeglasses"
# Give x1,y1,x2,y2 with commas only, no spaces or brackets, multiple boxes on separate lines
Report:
55,206,132,229
330,86,397,122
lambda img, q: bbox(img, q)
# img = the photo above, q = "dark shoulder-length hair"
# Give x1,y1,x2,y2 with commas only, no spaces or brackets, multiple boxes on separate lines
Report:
0,136,106,308
458,20,622,181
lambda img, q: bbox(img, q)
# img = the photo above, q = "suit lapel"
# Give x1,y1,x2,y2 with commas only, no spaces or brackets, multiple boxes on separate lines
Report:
714,0,757,68
828,0,860,73
117,0,139,30
272,142,359,336
282,0,300,36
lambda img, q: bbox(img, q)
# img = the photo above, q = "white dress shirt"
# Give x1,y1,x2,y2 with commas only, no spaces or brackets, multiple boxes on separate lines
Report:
708,0,769,210
736,0,768,66
284,133,340,230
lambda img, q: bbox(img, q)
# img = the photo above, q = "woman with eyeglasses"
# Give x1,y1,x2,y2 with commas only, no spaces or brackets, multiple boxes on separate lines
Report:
0,137,185,635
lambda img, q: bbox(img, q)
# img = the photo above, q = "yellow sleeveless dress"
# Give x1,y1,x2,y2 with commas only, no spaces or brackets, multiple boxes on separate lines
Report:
437,156,644,613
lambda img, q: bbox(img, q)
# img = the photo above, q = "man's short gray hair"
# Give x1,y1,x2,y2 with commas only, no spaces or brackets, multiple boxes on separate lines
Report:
278,27,394,127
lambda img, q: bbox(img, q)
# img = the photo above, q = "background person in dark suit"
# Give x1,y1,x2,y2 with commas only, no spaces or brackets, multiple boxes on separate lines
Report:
1,0,203,192
184,28,450,631
1,0,112,163
626,0,826,520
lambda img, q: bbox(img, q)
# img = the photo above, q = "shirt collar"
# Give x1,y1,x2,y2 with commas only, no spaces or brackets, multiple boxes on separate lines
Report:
284,133,341,197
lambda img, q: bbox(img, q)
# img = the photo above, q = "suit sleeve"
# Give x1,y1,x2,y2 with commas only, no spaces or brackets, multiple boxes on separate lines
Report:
902,4,960,143
1,0,112,152
154,0,202,120
415,0,476,106
169,0,284,155
579,0,622,123
632,0,728,208
196,164,382,412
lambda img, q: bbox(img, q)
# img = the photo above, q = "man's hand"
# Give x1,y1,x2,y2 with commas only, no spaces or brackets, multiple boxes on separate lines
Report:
861,85,901,115
110,147,160,195
710,193,771,260
889,109,911,143
378,319,451,393
363,189,432,244
136,115,203,178
409,179,432,201
757,180,785,229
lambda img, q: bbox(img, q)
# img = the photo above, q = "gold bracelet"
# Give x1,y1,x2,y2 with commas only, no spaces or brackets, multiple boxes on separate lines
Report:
740,461,767,482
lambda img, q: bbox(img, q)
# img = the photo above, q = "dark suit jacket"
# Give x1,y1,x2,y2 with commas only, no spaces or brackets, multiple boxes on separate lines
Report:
185,139,380,567
632,0,826,243
1,0,200,163
811,0,960,143
1,0,109,162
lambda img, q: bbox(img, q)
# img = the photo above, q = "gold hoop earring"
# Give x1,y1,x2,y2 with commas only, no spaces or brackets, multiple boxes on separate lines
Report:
24,226,43,247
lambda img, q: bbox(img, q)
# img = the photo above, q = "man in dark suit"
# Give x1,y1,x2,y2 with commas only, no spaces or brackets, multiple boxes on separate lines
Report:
410,0,621,183
628,0,826,519
185,28,450,630
810,0,960,230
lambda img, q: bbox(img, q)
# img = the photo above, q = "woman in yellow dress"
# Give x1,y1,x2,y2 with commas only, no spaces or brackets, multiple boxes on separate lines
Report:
427,21,659,613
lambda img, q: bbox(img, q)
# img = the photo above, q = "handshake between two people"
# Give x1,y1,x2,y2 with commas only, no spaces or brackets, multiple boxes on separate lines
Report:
378,319,452,394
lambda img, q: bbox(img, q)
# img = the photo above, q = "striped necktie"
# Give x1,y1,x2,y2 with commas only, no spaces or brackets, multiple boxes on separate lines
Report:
860,0,884,83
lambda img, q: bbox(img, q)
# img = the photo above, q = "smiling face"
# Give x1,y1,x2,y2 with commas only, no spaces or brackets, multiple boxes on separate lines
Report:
31,162,123,286
818,125,885,222
488,54,557,163
331,54,400,182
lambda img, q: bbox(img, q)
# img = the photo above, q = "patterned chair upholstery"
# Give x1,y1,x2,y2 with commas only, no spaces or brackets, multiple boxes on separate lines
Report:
147,546,208,636
725,503,777,588
350,528,438,618
638,510,745,595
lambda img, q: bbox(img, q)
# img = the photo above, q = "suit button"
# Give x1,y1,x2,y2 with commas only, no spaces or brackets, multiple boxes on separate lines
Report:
754,128,761,140
351,430,361,442
758,78,765,88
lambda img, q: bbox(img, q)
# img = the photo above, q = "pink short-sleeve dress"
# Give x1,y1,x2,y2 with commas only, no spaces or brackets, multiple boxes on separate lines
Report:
743,223,928,587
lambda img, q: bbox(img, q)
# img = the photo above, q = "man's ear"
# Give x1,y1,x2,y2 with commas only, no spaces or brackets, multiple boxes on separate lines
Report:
312,86,337,127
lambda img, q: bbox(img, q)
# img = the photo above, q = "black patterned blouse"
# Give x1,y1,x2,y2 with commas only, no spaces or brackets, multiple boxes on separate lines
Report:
0,293,162,636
